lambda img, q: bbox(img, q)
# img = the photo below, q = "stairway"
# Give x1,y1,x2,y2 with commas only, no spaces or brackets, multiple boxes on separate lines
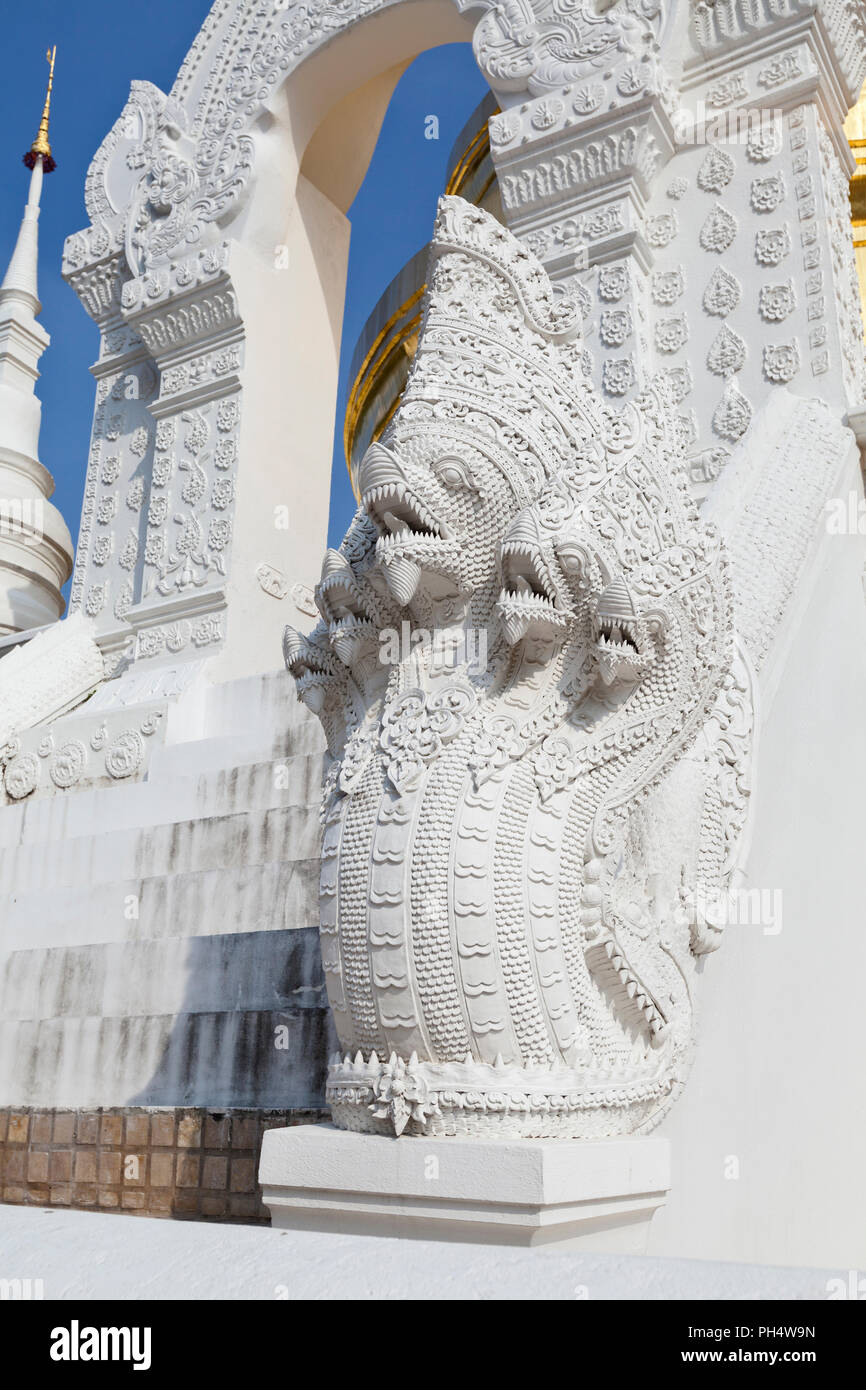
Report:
0,666,335,1111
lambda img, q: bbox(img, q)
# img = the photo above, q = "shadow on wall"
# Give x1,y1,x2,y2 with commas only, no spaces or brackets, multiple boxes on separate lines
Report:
128,927,336,1112
116,925,338,1221
0,924,338,1223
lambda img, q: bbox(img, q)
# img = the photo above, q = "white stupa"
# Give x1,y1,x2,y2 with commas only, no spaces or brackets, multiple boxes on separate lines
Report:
0,47,73,636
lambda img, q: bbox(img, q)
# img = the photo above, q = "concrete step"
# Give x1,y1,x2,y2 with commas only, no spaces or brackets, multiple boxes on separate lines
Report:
0,1002,336,1109
0,928,327,1023
196,667,314,743
0,928,335,1109
0,803,322,895
0,750,324,850
0,855,321,953
0,669,334,1112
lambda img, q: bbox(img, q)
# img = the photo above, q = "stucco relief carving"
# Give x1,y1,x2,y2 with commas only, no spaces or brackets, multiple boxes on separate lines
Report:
600,308,634,346
759,281,796,322
3,752,40,801
690,0,866,106
755,226,790,266
0,700,167,804
696,146,735,193
457,0,669,99
699,203,738,253
713,381,752,441
703,265,741,317
750,174,786,213
763,342,800,382
66,359,160,619
73,77,253,282
69,4,427,289
0,618,105,755
707,324,747,376
285,198,745,1138
651,267,684,305
817,116,866,402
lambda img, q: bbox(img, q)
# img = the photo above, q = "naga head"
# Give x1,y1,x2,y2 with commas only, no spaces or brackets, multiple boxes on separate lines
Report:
497,487,662,686
352,197,596,638
495,381,727,697
287,197,739,1140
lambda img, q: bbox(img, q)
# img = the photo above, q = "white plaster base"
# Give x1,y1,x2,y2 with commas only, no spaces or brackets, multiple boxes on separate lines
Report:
0,1204,834,1300
259,1123,670,1252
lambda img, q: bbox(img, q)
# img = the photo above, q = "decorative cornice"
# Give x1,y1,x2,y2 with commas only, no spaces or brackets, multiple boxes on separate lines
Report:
457,0,672,101
63,252,127,324
688,0,866,112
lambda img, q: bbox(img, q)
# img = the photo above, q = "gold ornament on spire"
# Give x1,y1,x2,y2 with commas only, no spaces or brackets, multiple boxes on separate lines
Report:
23,46,57,174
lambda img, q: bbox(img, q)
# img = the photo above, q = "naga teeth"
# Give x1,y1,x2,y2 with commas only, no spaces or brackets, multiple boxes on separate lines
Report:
365,483,406,508
331,628,364,666
597,616,639,656
365,482,444,539
500,608,532,645
382,553,422,605
299,684,325,714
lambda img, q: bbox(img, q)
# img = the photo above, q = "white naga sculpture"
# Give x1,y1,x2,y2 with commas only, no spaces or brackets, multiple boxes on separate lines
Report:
285,196,747,1139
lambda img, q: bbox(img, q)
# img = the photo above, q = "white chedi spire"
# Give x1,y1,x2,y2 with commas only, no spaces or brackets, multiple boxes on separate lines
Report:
0,47,74,636
0,156,45,312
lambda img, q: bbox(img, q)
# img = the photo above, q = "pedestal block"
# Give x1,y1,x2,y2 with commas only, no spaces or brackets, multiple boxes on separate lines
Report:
260,1123,670,1252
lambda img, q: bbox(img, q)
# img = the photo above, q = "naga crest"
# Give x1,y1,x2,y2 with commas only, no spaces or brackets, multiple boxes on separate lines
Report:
285,196,738,1138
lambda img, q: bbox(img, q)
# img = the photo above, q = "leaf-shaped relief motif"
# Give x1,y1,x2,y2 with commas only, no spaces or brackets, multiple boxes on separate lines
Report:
703,266,741,317
712,381,752,441
699,204,738,253
707,324,747,376
697,145,736,193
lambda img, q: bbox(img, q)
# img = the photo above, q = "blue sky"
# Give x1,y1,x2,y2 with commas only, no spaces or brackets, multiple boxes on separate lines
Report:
0,2,488,575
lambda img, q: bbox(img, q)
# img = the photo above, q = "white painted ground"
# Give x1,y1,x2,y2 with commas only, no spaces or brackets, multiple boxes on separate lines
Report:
0,1207,837,1300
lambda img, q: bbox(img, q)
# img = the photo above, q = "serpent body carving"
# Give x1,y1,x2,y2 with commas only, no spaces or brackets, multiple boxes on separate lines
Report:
285,197,737,1137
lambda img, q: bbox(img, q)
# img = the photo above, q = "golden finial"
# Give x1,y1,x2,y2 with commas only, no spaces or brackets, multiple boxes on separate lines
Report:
23,46,57,174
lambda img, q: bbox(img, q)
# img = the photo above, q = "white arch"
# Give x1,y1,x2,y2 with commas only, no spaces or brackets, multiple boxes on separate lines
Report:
62,0,481,681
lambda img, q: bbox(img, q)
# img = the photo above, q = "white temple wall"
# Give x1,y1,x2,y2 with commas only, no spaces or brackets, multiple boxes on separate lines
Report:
0,669,332,1111
650,446,866,1268
2,0,865,1247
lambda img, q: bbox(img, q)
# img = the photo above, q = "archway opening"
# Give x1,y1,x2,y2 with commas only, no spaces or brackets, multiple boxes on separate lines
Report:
204,10,498,675
316,44,494,547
